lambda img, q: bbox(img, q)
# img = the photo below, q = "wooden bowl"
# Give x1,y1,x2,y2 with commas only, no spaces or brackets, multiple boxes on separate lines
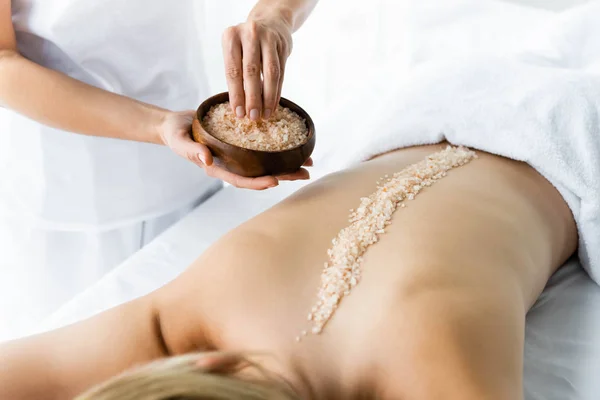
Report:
192,92,316,177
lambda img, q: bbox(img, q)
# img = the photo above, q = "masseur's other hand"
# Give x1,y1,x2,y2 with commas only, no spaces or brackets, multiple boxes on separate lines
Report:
160,111,311,190
222,13,293,120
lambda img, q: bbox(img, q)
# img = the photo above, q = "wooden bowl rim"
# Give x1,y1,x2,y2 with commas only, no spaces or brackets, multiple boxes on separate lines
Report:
195,92,315,155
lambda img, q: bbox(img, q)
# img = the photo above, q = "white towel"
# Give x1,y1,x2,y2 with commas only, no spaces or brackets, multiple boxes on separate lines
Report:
316,0,600,284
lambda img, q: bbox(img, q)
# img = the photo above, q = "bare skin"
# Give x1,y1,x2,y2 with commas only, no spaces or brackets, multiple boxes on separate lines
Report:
0,144,577,400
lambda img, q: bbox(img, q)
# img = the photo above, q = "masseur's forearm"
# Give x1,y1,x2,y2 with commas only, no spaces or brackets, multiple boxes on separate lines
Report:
0,50,166,144
249,0,319,31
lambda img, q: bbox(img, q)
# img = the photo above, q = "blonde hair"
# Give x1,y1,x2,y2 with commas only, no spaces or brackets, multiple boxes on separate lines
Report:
75,353,300,400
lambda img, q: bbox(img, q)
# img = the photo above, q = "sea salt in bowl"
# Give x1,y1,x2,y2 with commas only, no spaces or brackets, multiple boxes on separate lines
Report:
192,92,315,177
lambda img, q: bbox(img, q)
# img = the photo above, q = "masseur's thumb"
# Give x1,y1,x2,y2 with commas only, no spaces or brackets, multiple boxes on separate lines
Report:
171,134,214,169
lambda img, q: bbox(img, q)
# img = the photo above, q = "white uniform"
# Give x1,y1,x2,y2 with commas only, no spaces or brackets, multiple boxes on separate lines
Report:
0,0,221,341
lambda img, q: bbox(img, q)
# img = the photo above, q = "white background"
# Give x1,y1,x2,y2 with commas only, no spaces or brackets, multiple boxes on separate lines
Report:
194,0,412,122
193,0,589,122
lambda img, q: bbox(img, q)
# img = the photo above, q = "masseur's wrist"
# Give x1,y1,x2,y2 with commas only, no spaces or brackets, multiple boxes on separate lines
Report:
152,108,174,146
247,6,294,32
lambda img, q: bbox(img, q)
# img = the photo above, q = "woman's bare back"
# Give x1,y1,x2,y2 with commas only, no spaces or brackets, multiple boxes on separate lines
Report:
0,144,576,399
155,143,576,399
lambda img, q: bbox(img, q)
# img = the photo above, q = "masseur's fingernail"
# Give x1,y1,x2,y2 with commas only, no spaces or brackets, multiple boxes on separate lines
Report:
250,109,259,121
263,109,272,119
198,154,206,165
236,106,245,118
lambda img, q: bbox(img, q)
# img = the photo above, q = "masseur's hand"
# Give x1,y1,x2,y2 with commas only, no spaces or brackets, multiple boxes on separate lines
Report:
222,12,293,120
160,111,311,190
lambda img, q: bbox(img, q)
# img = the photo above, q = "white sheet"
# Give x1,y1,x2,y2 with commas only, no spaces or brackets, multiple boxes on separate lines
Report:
506,0,592,10
524,259,600,399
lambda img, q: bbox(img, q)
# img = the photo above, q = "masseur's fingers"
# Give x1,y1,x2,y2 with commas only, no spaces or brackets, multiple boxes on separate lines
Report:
241,22,263,121
222,26,245,118
276,48,288,108
277,168,310,181
204,164,279,190
261,37,281,119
